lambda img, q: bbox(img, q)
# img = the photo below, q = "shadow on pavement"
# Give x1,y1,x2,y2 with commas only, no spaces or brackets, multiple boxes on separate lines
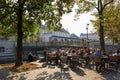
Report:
70,67,86,76
0,67,14,80
35,71,73,80
100,69,120,80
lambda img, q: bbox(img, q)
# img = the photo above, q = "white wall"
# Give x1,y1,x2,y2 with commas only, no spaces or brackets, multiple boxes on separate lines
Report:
0,40,15,56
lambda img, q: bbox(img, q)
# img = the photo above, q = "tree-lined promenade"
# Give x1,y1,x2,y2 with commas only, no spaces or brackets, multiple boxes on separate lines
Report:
0,0,120,68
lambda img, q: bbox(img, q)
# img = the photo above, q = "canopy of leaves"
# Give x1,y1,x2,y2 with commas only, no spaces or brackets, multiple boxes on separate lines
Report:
91,0,120,42
75,0,98,14
0,0,75,40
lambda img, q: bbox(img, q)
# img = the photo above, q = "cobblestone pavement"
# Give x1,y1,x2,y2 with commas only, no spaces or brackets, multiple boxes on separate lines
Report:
0,62,120,80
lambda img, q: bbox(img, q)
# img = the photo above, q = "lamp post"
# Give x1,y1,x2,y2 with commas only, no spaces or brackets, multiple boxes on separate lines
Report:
86,24,89,49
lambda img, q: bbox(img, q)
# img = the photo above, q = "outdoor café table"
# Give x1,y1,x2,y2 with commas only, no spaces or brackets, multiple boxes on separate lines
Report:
67,55,79,67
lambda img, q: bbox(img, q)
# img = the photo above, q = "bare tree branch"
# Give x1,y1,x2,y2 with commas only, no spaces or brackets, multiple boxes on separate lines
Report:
103,0,114,10
97,0,100,14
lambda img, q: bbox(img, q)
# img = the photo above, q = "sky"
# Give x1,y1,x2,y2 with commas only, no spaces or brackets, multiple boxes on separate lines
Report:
61,11,95,36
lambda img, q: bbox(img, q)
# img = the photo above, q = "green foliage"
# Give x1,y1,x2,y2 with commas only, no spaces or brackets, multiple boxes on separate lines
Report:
0,0,75,40
0,0,76,66
75,0,96,14
75,0,114,51
91,1,120,42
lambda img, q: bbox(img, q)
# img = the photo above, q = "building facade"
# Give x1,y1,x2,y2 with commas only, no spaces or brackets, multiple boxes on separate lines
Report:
80,33,118,52
24,26,87,48
0,36,16,62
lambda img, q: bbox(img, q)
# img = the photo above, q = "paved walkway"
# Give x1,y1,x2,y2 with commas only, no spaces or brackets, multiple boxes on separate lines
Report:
0,62,120,80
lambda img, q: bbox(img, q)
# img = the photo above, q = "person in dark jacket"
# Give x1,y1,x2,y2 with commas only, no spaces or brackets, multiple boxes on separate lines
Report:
28,52,33,62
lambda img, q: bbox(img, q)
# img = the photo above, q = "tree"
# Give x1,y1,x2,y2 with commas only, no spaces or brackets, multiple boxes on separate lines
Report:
75,0,114,52
104,1,120,44
91,0,120,45
0,0,74,67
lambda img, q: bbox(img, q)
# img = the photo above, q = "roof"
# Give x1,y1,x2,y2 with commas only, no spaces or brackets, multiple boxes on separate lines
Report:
70,34,80,39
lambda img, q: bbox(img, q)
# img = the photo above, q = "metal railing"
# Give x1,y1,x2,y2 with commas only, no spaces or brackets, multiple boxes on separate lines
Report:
23,41,87,48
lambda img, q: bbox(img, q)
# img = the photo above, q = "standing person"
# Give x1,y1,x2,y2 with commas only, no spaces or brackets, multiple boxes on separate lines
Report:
43,48,48,61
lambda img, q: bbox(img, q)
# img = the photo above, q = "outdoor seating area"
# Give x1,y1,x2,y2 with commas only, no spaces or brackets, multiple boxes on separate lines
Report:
1,0,120,80
39,48,120,73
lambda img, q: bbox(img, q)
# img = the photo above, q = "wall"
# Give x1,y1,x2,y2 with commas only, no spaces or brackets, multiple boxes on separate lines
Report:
0,40,16,63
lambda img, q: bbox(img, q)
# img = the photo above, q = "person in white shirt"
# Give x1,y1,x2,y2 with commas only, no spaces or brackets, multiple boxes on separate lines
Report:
70,50,77,56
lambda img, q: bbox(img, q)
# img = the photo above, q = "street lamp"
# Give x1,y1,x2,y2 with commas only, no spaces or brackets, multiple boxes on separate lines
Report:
86,24,89,49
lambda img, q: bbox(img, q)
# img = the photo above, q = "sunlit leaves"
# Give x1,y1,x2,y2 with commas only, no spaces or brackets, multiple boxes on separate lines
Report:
91,1,120,42
0,0,75,41
102,2,120,42
75,0,96,14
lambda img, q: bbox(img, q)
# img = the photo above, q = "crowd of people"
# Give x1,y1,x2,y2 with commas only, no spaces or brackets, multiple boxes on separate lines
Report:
46,47,120,57
44,48,119,69
27,47,120,71
27,47,120,60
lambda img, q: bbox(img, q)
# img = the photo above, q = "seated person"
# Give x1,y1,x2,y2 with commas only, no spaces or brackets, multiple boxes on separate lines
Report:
47,53,52,64
79,49,85,58
70,50,77,56
93,49,102,58
70,50,79,67
28,52,34,62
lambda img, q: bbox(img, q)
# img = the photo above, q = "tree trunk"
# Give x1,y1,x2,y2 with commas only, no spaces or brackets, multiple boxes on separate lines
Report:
99,19,105,52
98,0,114,52
98,0,105,52
15,0,23,67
